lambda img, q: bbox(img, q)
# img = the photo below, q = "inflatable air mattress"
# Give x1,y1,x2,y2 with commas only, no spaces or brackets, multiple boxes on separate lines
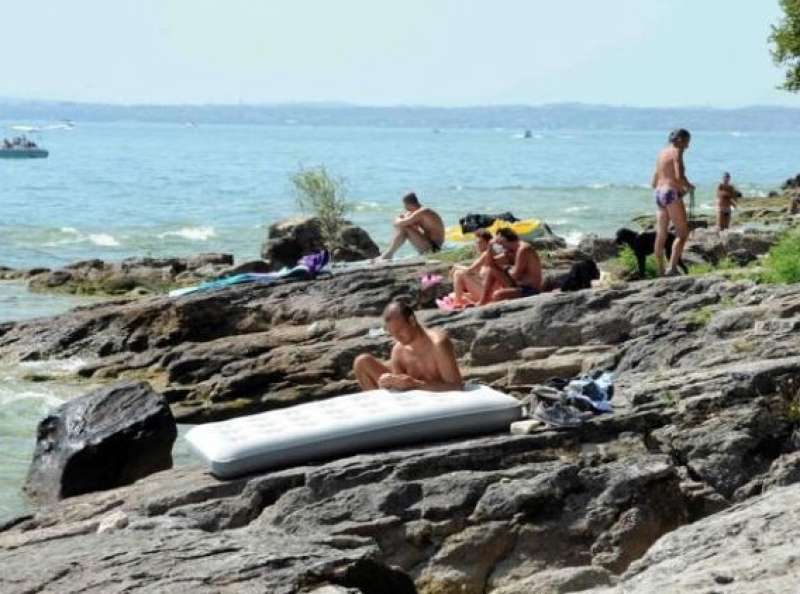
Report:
185,385,522,478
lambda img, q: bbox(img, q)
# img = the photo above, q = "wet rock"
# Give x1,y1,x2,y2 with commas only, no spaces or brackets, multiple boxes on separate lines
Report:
24,381,177,504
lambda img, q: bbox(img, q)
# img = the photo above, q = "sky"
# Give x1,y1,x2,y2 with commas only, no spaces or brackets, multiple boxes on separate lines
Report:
0,0,796,108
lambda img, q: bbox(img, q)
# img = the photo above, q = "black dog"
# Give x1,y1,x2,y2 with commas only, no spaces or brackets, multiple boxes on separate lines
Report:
615,228,687,277
560,259,600,291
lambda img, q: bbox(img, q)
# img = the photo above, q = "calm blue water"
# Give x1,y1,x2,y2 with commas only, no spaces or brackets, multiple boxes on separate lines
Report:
2,120,800,522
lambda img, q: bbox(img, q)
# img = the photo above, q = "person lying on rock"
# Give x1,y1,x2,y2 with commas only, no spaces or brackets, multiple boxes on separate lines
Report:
478,227,543,304
377,192,445,260
353,300,463,391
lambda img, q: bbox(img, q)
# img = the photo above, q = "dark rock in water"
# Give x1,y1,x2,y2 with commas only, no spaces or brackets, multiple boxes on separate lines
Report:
24,381,177,505
262,217,380,270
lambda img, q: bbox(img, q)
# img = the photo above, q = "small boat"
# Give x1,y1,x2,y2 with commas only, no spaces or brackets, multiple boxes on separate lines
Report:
0,136,48,159
523,129,533,139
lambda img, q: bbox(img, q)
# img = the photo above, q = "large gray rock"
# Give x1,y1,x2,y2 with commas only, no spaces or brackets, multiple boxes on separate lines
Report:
261,216,379,269
24,381,177,504
594,484,800,594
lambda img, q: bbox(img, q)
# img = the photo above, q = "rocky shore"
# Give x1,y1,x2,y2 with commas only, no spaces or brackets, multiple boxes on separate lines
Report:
1,195,799,593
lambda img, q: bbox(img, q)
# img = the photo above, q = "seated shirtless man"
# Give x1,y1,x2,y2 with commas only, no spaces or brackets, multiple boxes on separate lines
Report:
353,300,463,391
378,192,445,260
478,227,543,305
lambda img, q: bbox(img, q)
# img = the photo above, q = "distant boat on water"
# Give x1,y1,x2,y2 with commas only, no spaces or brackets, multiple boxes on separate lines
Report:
1,135,48,159
523,129,533,139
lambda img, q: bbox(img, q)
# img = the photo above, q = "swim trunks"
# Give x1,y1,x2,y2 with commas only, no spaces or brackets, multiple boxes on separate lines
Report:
429,240,442,253
519,285,539,297
718,207,732,215
654,187,679,209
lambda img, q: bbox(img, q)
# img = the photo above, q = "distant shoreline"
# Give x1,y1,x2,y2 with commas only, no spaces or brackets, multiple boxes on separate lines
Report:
4,101,800,131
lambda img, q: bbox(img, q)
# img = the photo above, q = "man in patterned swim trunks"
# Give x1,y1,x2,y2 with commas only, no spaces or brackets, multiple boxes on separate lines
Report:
651,129,695,276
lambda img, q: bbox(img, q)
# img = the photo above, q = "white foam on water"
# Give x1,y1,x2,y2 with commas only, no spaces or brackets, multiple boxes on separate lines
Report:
158,226,216,241
564,205,590,213
563,230,585,246
19,357,89,375
354,201,381,211
88,233,120,247
0,389,65,409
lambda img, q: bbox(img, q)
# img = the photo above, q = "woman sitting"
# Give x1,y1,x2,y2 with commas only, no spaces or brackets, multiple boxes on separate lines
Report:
438,230,502,310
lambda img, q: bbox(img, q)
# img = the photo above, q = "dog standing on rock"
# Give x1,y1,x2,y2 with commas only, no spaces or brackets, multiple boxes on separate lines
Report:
615,228,688,278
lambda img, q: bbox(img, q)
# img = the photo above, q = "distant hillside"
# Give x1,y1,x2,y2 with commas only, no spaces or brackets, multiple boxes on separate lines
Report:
3,99,800,131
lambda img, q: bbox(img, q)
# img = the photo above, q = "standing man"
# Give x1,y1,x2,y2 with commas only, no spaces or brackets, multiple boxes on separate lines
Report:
716,172,740,230
378,192,446,261
353,300,463,391
651,129,694,276
478,228,543,304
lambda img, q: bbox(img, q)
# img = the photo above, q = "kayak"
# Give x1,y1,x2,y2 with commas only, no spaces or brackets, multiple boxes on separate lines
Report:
445,218,541,243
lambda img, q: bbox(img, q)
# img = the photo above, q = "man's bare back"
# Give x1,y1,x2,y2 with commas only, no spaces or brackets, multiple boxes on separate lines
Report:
653,146,687,193
509,242,543,290
403,207,445,245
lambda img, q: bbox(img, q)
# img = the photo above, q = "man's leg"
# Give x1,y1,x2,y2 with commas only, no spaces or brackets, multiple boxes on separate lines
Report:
491,287,523,302
353,354,391,390
379,225,408,260
402,226,437,254
654,208,670,276
667,199,689,273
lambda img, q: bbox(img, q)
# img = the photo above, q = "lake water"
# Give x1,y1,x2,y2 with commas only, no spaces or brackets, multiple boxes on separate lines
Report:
2,120,800,522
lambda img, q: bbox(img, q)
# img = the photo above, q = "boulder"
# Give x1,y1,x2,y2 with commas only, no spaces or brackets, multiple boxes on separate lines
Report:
603,484,800,594
261,217,380,270
261,217,326,269
577,234,619,262
685,228,779,265
333,224,380,262
530,223,567,251
23,381,177,504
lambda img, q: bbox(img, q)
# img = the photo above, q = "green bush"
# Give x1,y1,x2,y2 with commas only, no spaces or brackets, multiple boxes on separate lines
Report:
687,257,738,277
616,245,659,279
761,230,800,284
291,166,352,250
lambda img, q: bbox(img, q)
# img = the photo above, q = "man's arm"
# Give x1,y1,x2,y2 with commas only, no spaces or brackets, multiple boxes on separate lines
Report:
394,208,429,228
424,334,463,391
651,167,658,189
674,151,693,193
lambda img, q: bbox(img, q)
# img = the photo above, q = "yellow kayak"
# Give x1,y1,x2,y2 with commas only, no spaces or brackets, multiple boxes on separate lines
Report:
445,218,541,243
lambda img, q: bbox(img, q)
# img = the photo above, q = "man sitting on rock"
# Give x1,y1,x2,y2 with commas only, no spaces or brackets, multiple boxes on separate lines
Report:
353,300,463,392
478,227,543,304
377,192,446,260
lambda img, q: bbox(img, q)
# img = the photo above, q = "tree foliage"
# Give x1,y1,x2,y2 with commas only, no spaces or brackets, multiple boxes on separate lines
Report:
770,0,800,91
290,165,351,250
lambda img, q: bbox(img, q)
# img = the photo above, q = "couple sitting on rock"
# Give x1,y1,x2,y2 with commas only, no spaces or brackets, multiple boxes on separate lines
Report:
439,227,542,310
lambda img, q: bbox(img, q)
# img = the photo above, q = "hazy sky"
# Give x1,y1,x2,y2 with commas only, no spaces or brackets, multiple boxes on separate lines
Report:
1,0,796,107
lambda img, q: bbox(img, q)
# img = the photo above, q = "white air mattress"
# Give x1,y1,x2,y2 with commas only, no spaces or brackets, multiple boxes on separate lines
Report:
185,385,522,478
